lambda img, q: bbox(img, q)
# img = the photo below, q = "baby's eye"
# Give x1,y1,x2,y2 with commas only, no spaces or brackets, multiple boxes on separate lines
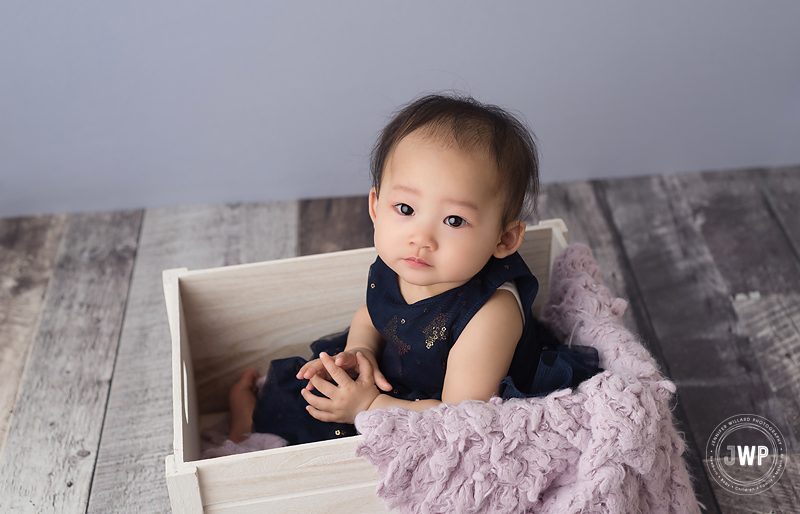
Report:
445,215,466,228
395,203,414,216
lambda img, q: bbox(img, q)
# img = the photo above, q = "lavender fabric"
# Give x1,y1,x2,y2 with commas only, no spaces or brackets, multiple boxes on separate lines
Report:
354,244,702,514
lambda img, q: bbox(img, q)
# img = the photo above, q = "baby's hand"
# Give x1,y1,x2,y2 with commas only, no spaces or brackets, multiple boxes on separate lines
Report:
296,348,392,393
301,352,382,424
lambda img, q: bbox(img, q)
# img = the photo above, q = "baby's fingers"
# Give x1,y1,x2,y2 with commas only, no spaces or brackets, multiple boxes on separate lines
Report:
373,368,393,392
334,352,358,370
300,388,333,416
359,353,392,391
305,404,337,423
319,352,353,386
296,359,330,381
296,360,315,379
355,352,375,386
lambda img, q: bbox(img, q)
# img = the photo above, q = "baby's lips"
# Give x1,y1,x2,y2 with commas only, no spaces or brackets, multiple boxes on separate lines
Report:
402,255,433,268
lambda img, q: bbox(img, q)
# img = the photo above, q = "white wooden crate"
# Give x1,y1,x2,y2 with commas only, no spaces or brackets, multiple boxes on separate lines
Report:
162,218,568,513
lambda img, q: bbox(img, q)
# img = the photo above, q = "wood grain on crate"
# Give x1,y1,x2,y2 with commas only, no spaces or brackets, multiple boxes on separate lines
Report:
189,437,379,507
0,211,142,514
199,482,387,514
87,202,300,514
0,214,66,454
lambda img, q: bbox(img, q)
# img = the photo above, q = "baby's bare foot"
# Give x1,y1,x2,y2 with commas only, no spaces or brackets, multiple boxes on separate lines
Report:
228,369,259,443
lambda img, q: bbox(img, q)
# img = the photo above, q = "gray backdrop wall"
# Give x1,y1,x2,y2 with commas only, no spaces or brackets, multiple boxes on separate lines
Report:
2,1,799,218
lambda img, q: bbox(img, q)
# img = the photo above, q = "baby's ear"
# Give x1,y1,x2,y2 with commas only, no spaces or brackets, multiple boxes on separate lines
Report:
493,221,526,259
368,188,378,224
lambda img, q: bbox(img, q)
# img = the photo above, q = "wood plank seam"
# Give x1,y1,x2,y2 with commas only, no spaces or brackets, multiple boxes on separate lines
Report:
758,169,800,270
82,215,144,512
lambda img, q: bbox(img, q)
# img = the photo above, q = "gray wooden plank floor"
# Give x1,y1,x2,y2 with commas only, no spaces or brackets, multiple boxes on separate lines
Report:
0,211,142,513
0,167,798,513
0,214,66,452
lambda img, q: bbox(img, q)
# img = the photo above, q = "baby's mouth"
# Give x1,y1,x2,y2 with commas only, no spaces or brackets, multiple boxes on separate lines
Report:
404,257,431,268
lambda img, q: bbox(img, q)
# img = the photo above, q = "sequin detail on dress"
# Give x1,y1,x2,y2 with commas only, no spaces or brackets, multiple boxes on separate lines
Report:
382,315,410,355
422,312,449,349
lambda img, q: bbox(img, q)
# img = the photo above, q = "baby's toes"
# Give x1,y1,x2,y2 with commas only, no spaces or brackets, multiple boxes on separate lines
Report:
233,369,259,391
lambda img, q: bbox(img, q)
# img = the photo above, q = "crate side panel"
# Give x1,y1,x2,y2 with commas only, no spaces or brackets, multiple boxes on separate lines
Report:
203,483,389,514
195,437,380,507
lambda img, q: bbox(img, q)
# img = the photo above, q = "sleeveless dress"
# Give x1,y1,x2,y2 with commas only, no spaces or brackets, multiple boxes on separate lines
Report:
251,252,600,445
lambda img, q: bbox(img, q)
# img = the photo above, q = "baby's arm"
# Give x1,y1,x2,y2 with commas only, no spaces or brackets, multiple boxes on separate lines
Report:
297,304,392,392
370,288,523,411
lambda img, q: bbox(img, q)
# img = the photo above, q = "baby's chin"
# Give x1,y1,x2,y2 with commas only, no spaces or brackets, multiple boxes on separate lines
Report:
397,274,472,295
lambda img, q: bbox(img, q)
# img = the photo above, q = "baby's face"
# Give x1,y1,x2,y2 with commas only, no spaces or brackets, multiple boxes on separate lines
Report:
369,131,508,302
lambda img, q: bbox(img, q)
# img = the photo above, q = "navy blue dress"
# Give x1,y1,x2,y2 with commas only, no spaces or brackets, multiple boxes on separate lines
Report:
252,253,600,445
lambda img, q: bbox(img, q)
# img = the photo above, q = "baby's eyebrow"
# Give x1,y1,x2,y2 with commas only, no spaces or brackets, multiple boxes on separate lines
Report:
390,184,421,196
444,198,479,213
390,184,479,212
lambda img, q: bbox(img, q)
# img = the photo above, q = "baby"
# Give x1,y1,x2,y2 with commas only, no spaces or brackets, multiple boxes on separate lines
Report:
229,93,553,445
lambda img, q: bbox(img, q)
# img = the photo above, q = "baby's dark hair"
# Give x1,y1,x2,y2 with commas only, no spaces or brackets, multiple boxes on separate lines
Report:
370,93,539,228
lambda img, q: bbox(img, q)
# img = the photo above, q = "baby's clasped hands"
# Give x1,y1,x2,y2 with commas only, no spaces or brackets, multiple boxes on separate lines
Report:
299,352,388,424
296,347,392,391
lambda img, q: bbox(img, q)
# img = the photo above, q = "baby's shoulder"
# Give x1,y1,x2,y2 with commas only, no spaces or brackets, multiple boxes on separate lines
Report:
454,287,525,350
472,287,524,328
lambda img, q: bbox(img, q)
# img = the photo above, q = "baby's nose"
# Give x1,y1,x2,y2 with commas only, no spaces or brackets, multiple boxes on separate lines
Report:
409,223,437,250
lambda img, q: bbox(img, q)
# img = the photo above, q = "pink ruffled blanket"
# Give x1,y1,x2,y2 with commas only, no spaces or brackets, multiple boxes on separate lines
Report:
353,244,702,514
